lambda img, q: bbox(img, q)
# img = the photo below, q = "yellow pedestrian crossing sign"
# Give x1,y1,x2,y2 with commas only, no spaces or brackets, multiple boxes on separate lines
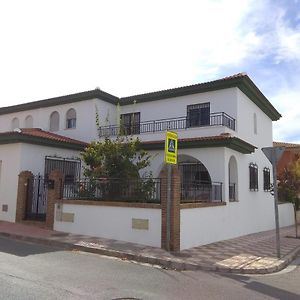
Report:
165,131,178,164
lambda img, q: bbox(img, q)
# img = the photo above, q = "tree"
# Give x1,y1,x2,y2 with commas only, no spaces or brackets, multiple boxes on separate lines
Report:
80,136,156,201
81,136,152,179
278,156,300,211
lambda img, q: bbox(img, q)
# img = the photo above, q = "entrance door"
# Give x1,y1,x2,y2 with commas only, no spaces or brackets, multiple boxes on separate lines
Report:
25,175,48,221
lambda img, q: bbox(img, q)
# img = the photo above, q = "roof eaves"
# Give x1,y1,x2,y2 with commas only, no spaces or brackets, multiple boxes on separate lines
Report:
0,90,119,116
140,136,256,154
237,76,281,121
0,132,86,151
120,77,240,105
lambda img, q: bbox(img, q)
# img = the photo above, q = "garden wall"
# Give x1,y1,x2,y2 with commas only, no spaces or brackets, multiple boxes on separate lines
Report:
54,200,162,247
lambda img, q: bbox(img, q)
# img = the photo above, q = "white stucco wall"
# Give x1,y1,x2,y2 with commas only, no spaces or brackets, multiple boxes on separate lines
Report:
180,202,272,250
54,203,161,247
181,201,295,250
19,144,81,175
236,90,273,148
0,144,22,222
0,98,116,143
0,142,82,223
121,88,237,123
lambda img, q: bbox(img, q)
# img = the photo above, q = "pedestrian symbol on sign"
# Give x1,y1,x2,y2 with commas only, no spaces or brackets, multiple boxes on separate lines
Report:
165,131,178,165
168,139,176,153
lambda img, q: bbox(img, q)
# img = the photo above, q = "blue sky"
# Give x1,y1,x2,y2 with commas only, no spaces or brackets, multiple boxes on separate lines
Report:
0,0,299,142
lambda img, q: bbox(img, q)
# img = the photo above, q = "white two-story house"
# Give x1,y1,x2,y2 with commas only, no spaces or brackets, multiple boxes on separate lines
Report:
0,72,293,249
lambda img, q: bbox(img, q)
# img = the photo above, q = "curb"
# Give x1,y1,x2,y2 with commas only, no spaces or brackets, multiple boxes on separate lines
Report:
1,232,300,274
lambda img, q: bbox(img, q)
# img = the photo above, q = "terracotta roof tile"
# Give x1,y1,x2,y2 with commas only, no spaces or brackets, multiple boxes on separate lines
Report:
141,134,256,154
273,141,300,148
142,134,235,145
19,128,87,145
120,73,248,103
0,128,87,147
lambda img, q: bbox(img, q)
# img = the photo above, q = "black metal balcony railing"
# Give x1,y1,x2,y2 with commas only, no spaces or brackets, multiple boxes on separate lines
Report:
63,177,161,203
98,112,236,137
181,181,223,203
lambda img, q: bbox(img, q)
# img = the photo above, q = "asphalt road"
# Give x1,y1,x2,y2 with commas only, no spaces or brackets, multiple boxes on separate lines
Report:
0,236,299,300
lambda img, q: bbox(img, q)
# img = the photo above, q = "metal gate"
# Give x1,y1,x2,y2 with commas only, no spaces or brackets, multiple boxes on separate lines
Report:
25,175,48,221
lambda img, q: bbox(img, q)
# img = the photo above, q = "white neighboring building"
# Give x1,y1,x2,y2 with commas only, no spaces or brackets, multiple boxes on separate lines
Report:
0,72,294,249
0,128,86,222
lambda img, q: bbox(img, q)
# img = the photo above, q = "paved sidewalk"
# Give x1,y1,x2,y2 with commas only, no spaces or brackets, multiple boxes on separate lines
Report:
0,221,300,274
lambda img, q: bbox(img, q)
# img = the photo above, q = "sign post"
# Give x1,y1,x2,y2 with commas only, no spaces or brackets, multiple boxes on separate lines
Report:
165,131,178,251
262,146,285,258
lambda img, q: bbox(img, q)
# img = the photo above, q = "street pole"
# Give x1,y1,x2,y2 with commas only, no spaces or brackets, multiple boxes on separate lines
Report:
166,164,172,251
164,131,178,252
271,151,281,258
262,147,284,259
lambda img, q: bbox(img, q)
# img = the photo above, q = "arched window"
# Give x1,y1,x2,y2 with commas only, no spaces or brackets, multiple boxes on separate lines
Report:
228,156,238,201
66,108,76,129
11,117,20,130
49,111,60,132
24,115,33,128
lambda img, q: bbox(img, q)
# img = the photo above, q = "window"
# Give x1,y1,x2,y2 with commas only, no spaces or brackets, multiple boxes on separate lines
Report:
253,113,257,134
120,112,140,135
66,108,76,129
24,115,33,128
249,163,258,191
50,111,60,132
11,117,19,130
263,167,271,191
187,103,210,127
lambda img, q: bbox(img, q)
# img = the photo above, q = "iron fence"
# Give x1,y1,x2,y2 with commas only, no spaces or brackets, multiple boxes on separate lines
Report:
98,112,236,137
181,181,223,203
63,177,161,203
229,183,236,202
45,156,81,183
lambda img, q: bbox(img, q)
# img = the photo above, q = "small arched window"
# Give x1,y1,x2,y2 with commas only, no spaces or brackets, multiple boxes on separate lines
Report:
11,117,20,130
66,108,76,129
49,111,60,132
24,115,33,128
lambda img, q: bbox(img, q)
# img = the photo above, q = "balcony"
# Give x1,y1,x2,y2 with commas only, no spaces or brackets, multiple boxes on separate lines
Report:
98,112,236,137
181,181,223,203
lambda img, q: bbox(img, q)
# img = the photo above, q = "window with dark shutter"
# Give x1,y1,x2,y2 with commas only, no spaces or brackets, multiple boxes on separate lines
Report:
249,163,258,191
263,167,271,191
120,112,140,135
187,103,210,127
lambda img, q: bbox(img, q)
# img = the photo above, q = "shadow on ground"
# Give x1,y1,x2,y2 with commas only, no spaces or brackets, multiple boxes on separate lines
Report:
0,236,60,257
220,257,300,300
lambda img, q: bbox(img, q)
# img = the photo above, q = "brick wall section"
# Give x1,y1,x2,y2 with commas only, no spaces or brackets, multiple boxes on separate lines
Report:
159,165,181,252
46,170,64,229
59,199,161,209
160,167,168,250
170,166,181,251
16,171,33,222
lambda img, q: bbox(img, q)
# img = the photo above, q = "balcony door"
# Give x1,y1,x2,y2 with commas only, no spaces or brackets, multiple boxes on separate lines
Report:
120,112,140,135
187,103,210,127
